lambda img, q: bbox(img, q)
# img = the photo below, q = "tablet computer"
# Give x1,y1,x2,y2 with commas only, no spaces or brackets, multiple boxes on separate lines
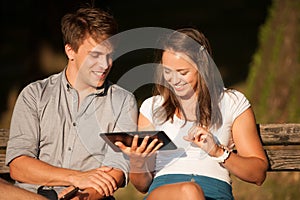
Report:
100,131,177,152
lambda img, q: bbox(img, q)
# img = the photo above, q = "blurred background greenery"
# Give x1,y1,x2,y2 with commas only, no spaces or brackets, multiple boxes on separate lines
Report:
1,0,299,199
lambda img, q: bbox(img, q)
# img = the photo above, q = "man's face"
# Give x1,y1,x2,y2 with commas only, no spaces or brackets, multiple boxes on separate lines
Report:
72,36,113,91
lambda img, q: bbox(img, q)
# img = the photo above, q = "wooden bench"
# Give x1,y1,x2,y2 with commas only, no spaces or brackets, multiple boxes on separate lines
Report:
1,123,300,176
0,129,9,175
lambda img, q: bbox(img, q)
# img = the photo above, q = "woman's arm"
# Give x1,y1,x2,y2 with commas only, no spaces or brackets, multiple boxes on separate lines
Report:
223,108,268,185
185,107,268,186
116,113,159,193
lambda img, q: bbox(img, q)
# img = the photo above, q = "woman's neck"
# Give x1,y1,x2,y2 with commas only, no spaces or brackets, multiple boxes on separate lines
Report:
176,94,198,121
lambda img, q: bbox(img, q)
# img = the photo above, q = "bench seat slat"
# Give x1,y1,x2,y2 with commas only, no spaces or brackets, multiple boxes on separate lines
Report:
266,149,300,170
0,154,9,174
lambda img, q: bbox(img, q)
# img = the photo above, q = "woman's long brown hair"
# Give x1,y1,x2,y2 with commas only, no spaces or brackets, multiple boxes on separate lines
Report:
153,28,223,129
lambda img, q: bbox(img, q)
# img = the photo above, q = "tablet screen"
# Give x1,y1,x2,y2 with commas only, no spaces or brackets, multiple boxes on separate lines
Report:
100,131,177,152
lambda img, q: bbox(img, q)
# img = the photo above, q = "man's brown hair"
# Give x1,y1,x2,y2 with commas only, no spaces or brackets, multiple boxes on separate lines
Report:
61,7,118,52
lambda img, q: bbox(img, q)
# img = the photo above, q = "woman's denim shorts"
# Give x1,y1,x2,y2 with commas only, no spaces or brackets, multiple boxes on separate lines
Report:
145,174,234,200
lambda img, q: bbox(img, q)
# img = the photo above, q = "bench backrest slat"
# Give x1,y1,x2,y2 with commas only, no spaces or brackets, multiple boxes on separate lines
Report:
0,129,10,173
0,129,9,148
259,124,300,145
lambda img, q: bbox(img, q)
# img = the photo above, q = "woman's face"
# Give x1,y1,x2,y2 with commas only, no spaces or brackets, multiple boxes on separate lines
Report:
162,50,199,99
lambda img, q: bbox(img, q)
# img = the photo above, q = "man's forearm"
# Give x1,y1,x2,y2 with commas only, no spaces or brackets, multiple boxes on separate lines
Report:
9,155,79,186
105,168,126,188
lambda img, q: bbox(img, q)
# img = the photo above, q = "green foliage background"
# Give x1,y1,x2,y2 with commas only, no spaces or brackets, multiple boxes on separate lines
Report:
234,0,300,199
246,0,300,123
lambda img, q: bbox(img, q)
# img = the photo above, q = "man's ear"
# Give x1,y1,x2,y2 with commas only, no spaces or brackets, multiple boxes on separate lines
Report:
65,44,75,60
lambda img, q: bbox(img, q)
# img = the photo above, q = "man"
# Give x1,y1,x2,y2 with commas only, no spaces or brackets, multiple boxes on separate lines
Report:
6,7,137,199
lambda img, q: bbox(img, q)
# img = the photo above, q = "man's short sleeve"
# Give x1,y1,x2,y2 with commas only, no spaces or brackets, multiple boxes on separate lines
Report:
6,85,40,165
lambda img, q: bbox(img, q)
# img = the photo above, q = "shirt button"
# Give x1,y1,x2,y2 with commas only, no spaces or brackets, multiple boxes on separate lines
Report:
68,147,72,151
72,122,76,126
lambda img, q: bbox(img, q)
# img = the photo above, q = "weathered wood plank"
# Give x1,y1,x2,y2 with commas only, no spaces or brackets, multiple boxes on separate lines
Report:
1,148,299,172
0,129,9,148
266,149,300,171
259,123,300,145
0,153,9,174
0,129,9,173
0,124,300,173
2,124,300,146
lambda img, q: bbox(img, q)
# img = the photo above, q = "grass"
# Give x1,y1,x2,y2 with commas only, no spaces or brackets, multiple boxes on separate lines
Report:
232,172,300,200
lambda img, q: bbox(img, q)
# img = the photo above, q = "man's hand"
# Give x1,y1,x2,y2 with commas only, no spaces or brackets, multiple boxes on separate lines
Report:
58,186,79,200
58,187,104,200
65,166,117,198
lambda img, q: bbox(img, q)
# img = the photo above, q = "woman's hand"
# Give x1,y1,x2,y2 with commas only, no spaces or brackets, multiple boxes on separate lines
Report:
115,135,163,172
183,125,223,157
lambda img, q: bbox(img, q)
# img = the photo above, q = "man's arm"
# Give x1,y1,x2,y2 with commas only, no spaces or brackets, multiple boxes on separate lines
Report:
0,178,47,200
9,156,80,186
105,167,125,187
9,156,118,197
58,167,124,199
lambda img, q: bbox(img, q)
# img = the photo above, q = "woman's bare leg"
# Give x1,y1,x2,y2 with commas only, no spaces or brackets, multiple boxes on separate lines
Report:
146,182,205,200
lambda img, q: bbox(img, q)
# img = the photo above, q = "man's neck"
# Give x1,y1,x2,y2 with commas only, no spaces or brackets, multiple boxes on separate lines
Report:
65,65,95,104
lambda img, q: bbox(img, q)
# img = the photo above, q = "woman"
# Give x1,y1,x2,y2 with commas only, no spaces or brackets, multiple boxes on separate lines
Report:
116,28,268,200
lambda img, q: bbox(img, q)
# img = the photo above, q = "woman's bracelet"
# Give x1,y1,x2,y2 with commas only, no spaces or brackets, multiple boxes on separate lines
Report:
210,145,231,163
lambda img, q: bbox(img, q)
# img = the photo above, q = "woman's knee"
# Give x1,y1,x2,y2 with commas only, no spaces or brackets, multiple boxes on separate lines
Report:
147,182,205,200
179,182,205,199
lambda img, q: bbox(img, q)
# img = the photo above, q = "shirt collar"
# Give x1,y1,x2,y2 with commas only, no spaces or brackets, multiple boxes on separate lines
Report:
61,67,71,92
61,67,109,96
95,80,109,96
